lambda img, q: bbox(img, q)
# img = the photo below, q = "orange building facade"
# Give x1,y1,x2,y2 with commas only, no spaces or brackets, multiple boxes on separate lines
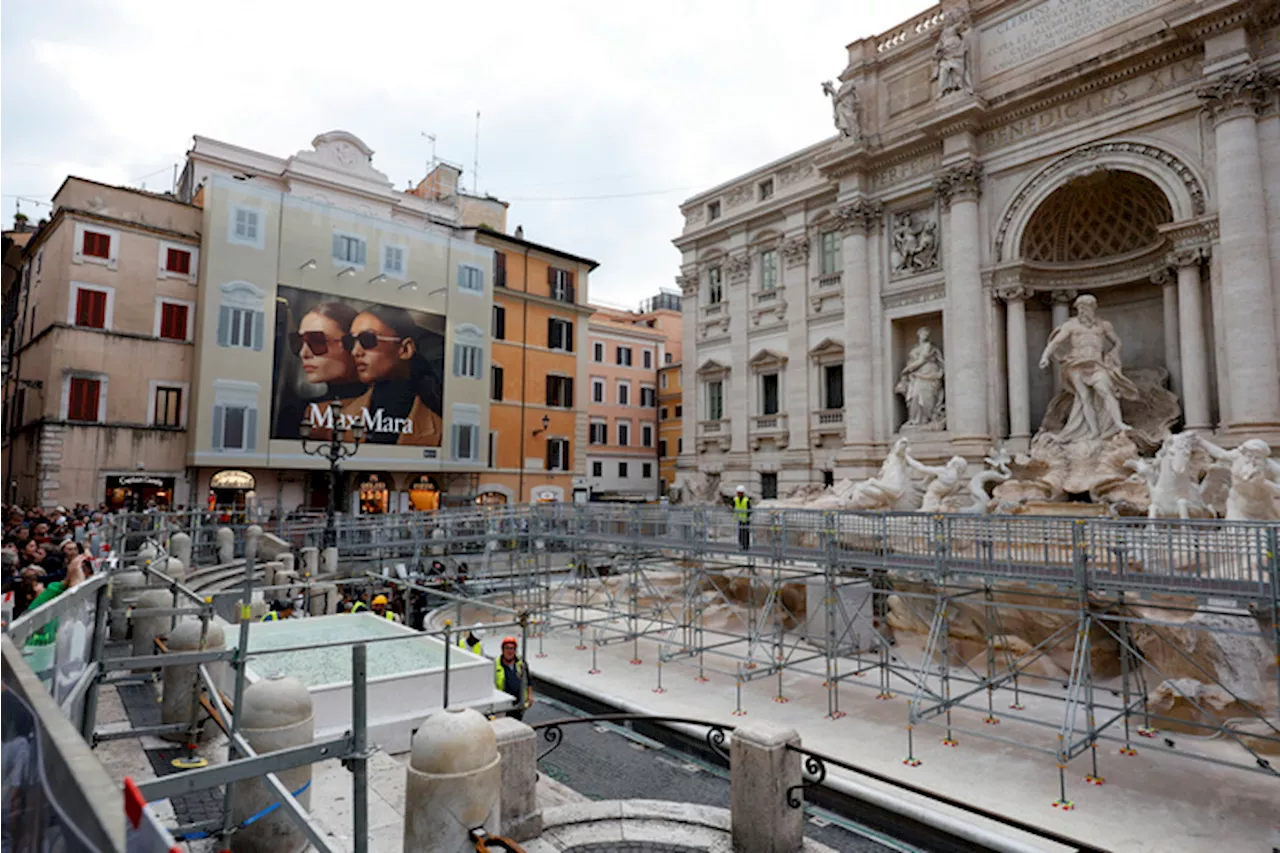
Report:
474,228,595,504
658,360,682,494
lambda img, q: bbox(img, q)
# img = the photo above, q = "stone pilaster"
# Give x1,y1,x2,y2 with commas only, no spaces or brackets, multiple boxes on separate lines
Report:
781,231,812,483
676,268,700,474
725,251,752,454
934,160,989,443
835,197,881,452
1151,268,1182,400
999,286,1032,441
1198,68,1280,430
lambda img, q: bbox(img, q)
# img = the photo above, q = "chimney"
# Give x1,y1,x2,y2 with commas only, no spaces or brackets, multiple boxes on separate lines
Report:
514,225,524,239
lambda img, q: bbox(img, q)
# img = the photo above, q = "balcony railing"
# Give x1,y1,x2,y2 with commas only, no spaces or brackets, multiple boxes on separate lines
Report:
751,413,788,433
811,409,844,433
754,289,779,304
700,301,726,317
816,272,843,288
698,419,728,434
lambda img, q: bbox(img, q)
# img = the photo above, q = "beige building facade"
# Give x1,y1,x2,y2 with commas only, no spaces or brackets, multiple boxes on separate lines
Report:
4,178,202,508
675,0,1280,498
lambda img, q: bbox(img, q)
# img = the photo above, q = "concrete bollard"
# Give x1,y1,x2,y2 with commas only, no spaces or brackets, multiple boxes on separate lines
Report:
262,561,283,589
136,543,158,576
320,547,338,577
278,552,296,578
217,527,235,564
491,717,541,841
170,532,192,572
404,707,501,852
299,547,318,577
109,570,146,641
730,722,802,853
307,583,338,616
163,557,187,586
273,571,298,604
161,618,226,742
231,675,314,853
131,590,174,669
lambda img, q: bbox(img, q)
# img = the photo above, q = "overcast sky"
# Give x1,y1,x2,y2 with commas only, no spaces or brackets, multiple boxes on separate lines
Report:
2,0,934,307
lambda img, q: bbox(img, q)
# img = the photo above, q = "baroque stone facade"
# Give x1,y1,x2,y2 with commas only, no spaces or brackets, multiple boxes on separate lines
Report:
674,0,1280,497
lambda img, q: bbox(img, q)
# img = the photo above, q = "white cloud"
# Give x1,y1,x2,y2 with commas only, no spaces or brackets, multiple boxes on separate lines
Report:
2,0,936,302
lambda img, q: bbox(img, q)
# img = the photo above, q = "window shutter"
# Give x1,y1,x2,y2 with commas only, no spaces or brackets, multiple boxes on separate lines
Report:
245,408,258,451
565,322,574,352
545,441,553,471
565,378,574,408
547,267,555,290
547,318,556,349
357,240,367,266
545,379,555,407
457,264,467,290
212,405,224,450
494,251,506,286
332,234,343,260
452,344,461,377
218,307,231,346
252,310,265,351
566,272,576,304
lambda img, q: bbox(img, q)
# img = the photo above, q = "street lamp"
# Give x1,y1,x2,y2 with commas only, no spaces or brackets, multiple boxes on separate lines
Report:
300,403,364,549
531,414,550,436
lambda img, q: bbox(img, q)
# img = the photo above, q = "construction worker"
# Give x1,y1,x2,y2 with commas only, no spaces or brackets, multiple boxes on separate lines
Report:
349,595,368,614
459,627,483,655
494,636,532,721
370,593,399,622
733,485,752,551
262,599,293,621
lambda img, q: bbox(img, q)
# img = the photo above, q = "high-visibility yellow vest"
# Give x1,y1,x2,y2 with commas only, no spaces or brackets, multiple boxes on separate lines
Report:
733,495,751,522
459,638,484,655
495,658,531,706
351,601,368,613
261,611,281,622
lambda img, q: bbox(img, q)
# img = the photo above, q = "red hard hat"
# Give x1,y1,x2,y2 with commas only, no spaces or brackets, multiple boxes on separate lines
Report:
501,636,518,647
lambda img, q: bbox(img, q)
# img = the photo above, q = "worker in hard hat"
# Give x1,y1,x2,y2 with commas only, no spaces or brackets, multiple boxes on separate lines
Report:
733,485,752,551
494,636,532,721
261,599,294,621
459,626,483,656
370,593,399,621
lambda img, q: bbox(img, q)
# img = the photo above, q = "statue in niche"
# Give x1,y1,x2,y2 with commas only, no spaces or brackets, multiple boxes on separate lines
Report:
896,327,946,429
1037,294,1138,443
890,211,939,274
931,11,973,97
821,78,862,141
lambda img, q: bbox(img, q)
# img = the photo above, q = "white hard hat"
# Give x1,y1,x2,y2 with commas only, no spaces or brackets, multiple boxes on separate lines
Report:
736,485,746,493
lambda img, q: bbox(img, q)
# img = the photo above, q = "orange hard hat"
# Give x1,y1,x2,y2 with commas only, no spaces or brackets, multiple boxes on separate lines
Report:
501,636,518,647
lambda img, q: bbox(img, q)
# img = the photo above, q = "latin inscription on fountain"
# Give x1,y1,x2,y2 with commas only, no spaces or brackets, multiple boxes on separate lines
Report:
980,0,1167,79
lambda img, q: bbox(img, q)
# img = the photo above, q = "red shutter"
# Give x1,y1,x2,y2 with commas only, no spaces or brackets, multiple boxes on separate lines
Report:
82,231,110,258
167,248,191,275
494,251,506,287
68,378,100,421
566,271,576,304
160,303,188,340
75,288,107,328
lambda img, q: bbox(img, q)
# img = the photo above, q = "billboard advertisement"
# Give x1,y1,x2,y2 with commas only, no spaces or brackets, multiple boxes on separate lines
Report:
270,286,446,446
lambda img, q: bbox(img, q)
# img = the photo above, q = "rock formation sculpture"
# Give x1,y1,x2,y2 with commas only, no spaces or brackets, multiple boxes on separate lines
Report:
895,328,945,429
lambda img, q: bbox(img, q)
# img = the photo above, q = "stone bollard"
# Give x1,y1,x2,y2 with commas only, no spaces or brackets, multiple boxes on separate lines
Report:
491,717,541,841
262,561,283,590
278,552,296,578
217,527,235,564
170,532,192,572
299,547,318,577
131,590,174,669
730,722,802,853
404,707,501,852
136,543,158,577
161,618,226,743
109,570,146,641
231,675,314,853
307,583,338,616
163,557,187,586
273,571,298,603
321,547,338,577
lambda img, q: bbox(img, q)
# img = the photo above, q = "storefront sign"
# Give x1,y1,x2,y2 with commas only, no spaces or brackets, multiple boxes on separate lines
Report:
270,286,446,447
408,474,440,511
210,470,256,490
113,476,166,488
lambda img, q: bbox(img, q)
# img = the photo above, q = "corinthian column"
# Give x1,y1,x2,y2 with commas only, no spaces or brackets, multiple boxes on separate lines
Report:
1000,286,1031,441
836,197,881,449
1199,70,1280,428
935,161,989,441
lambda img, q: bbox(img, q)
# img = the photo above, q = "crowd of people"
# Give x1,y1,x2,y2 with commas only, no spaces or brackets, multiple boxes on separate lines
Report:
2,504,113,624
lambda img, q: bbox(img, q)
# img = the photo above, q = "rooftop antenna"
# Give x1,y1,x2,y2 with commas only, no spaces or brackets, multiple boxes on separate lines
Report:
473,110,480,194
420,132,437,176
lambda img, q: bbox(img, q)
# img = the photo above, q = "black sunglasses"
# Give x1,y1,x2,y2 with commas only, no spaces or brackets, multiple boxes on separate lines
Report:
342,331,402,352
288,330,343,356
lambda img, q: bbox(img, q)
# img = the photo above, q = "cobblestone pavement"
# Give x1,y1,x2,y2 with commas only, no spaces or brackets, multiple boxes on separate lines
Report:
524,700,928,853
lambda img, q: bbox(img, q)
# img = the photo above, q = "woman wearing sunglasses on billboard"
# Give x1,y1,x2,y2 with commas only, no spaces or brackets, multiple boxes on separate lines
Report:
287,303,366,440
340,305,444,446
